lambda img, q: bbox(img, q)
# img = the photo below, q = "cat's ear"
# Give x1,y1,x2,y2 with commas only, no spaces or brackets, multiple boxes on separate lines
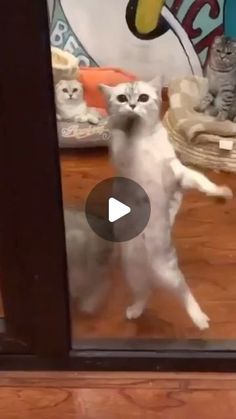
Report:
149,75,163,95
55,80,63,89
214,36,222,44
99,84,113,99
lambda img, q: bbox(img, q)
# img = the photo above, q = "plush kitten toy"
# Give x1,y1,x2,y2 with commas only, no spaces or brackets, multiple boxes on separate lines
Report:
55,79,101,124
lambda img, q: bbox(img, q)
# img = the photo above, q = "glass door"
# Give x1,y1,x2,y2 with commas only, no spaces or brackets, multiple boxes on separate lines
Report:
47,0,236,360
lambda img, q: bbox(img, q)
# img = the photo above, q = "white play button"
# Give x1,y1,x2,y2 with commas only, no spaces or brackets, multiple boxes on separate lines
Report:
85,177,151,242
108,197,131,223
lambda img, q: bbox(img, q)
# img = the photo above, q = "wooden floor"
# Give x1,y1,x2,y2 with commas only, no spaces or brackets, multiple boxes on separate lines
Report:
1,139,236,342
1,371,236,418
60,148,236,342
1,103,236,343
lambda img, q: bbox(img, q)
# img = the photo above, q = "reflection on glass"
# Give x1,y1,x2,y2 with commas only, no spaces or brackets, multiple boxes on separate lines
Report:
64,208,113,315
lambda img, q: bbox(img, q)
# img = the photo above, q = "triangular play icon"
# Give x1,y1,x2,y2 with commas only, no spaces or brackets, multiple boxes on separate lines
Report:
108,197,131,223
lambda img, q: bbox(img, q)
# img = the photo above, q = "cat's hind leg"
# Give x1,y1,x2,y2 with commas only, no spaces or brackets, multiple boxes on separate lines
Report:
126,276,151,320
151,251,209,330
79,276,110,314
126,277,151,320
121,240,151,320
170,160,233,199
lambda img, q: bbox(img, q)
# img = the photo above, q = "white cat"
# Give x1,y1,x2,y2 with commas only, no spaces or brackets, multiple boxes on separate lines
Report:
100,79,233,330
55,79,101,124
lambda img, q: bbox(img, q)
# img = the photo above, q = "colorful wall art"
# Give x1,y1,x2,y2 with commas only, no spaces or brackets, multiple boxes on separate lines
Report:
48,0,234,83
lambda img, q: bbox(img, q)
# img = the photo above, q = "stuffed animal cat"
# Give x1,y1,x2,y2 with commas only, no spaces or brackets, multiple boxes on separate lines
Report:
55,79,101,124
100,79,233,330
195,35,236,121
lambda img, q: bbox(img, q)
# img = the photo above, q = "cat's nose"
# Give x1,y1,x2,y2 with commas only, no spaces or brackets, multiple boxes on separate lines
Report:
129,104,136,109
69,94,73,98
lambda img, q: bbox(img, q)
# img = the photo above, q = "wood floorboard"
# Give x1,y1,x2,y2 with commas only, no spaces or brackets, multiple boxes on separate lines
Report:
60,148,236,342
1,104,236,342
0,372,235,418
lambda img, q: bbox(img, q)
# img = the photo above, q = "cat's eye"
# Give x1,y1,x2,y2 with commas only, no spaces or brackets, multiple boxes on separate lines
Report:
138,94,149,102
72,88,78,92
117,94,128,103
216,49,221,53
62,88,68,93
226,51,232,55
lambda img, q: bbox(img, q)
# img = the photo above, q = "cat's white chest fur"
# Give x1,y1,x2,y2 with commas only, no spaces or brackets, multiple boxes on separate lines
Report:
111,123,176,204
58,101,87,120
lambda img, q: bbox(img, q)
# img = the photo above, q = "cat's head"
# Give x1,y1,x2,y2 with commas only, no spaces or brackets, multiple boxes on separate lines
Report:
210,36,236,71
99,78,162,128
55,79,83,104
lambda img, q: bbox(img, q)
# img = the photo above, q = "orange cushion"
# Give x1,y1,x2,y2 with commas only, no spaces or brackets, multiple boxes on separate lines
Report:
78,67,137,109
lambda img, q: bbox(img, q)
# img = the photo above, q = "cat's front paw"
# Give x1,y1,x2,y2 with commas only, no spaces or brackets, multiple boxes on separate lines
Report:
88,116,99,125
194,101,210,113
74,115,87,123
205,105,218,117
194,104,203,113
217,185,233,200
193,311,210,331
111,112,141,136
126,305,144,320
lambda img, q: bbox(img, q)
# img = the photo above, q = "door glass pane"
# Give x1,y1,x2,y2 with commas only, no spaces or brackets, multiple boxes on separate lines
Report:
47,0,236,349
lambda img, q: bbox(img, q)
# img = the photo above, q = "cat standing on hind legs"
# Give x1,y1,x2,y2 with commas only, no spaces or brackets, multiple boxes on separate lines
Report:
100,79,233,330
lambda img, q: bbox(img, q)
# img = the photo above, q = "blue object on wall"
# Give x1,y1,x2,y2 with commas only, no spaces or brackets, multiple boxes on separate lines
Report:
224,0,236,38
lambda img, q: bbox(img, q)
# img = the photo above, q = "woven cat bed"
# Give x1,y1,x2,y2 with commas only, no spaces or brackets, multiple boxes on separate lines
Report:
51,47,79,84
164,76,236,173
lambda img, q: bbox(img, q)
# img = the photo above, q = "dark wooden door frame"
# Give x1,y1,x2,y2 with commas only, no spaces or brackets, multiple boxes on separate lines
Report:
0,0,70,355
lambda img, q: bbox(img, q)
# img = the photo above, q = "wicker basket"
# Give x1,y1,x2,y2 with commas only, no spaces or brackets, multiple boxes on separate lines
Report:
164,114,236,173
